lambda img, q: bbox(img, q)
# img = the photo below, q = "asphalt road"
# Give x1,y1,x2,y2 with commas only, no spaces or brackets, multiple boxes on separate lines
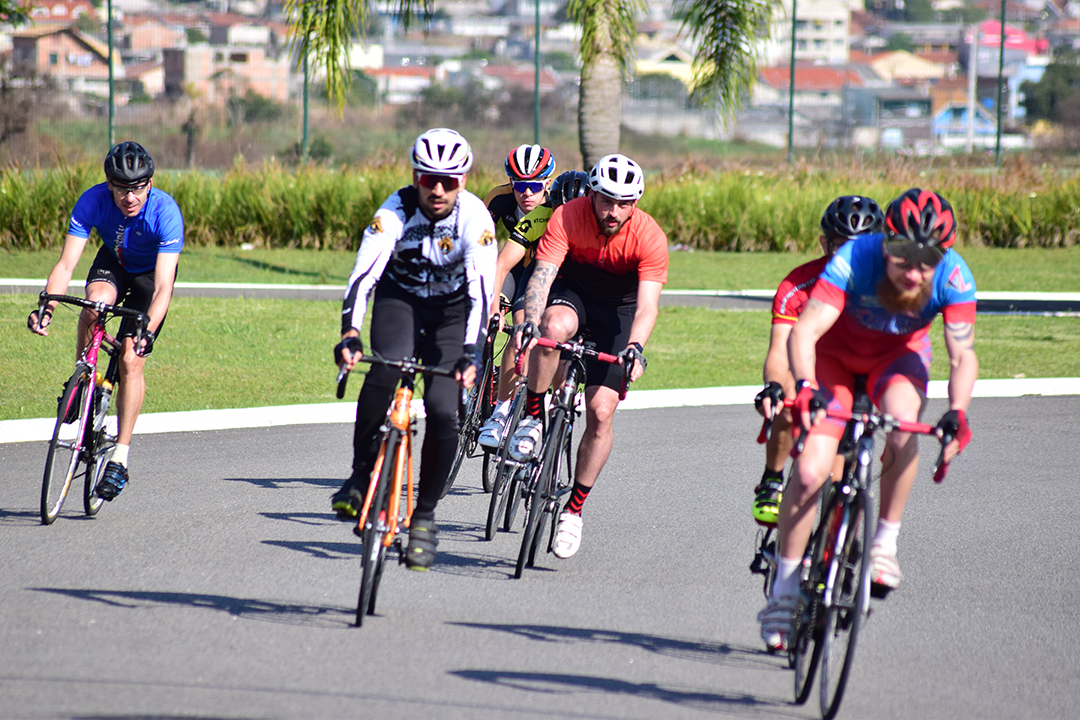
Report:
2,396,1079,719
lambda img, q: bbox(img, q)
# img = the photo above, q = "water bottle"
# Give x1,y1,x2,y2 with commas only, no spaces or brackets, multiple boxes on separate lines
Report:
93,379,113,432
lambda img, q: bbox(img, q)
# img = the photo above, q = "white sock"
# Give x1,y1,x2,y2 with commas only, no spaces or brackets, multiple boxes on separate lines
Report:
496,399,511,415
111,444,130,467
772,556,802,599
873,519,901,555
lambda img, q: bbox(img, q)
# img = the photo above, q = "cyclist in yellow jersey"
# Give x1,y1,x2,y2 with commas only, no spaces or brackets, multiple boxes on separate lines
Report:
478,169,591,450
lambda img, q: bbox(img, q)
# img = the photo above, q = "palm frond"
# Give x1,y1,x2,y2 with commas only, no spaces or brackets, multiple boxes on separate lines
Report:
568,0,649,80
283,0,371,114
679,0,780,117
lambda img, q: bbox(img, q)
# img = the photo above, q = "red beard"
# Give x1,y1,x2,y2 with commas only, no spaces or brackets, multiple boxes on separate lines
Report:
877,276,932,315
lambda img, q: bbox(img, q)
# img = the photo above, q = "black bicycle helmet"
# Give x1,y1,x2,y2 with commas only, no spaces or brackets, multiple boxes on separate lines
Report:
549,170,590,208
820,195,884,240
104,142,154,185
884,188,957,251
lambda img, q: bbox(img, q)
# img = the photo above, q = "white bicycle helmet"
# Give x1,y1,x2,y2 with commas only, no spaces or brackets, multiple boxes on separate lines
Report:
410,128,473,175
588,154,644,201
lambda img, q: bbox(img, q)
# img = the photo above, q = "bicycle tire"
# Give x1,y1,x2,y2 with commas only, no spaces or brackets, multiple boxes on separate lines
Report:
480,366,500,493
530,418,572,565
819,488,870,720
41,370,93,525
793,483,841,699
515,410,566,577
485,388,528,540
83,387,117,516
357,431,397,627
503,466,525,532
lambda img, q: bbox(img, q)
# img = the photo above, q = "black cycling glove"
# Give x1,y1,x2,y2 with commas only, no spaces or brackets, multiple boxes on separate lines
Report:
334,336,363,366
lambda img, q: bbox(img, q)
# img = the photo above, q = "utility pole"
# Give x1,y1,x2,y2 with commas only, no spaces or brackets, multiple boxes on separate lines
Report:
107,0,114,147
994,4,1006,165
966,25,978,154
533,0,541,144
787,0,798,165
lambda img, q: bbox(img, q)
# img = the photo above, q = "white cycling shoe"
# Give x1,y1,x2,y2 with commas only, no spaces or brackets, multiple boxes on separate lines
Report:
508,415,543,461
552,511,583,559
477,408,508,450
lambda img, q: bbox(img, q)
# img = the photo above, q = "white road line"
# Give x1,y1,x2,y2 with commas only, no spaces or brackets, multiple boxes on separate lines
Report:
2,378,1078,445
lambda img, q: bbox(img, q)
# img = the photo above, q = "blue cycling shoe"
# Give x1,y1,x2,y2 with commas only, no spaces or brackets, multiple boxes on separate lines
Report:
95,461,128,501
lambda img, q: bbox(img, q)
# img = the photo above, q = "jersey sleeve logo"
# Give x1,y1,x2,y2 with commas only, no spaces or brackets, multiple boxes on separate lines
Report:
947,266,971,293
368,216,383,234
517,219,532,235
438,236,454,253
478,229,495,247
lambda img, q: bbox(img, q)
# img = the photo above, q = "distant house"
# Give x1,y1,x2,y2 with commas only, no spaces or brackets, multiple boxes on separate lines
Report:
365,65,443,104
480,64,560,93
11,26,120,94
849,86,934,149
119,15,187,52
754,65,866,108
867,50,946,84
163,44,290,103
932,101,995,148
635,46,696,86
25,0,97,26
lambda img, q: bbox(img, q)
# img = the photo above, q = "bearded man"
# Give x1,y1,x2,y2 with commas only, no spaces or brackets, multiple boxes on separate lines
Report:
757,188,978,652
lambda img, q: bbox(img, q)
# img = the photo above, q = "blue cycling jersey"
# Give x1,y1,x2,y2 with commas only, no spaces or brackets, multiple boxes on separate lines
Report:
816,233,977,338
68,184,185,274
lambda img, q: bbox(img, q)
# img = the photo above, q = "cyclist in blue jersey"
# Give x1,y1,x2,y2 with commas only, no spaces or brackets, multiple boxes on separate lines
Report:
28,142,184,502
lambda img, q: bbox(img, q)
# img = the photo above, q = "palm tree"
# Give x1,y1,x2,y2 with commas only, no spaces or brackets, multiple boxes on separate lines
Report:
284,0,778,166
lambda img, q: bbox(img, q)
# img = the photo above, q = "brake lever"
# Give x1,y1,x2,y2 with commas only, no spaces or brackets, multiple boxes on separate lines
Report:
336,364,349,399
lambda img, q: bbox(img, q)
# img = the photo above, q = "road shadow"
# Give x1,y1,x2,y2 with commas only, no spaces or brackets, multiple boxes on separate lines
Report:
449,623,781,672
0,508,49,526
32,587,353,629
260,511,341,527
222,476,341,490
262,539,360,560
449,669,791,717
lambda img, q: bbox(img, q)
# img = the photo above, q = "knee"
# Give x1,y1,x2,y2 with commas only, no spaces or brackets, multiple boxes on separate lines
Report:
539,310,575,342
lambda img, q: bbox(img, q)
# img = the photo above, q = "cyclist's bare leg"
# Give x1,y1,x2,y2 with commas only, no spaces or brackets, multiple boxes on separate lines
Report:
526,305,577,394
778,431,842,560
876,379,926,523
77,280,118,358
115,337,146,447
572,385,619,489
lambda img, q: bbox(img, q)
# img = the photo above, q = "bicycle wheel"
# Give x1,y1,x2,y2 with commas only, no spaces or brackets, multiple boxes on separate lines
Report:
485,388,527,540
819,489,870,719
441,366,488,499
357,431,396,627
42,370,93,525
480,366,500,493
503,466,526,532
529,418,571,566
83,386,117,516
515,410,566,577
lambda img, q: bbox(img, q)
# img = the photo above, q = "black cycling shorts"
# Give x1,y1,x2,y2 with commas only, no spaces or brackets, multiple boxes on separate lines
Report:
87,246,169,351
547,278,635,392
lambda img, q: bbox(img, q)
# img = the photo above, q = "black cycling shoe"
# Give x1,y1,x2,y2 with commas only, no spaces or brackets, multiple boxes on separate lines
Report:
94,461,128,501
405,519,438,571
331,487,364,520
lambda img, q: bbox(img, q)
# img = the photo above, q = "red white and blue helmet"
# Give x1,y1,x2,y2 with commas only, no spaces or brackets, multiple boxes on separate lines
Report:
505,144,556,180
883,188,957,263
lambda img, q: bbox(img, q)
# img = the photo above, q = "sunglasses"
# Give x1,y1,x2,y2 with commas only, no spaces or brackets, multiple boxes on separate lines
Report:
417,174,461,191
884,238,943,269
111,181,150,197
512,181,545,194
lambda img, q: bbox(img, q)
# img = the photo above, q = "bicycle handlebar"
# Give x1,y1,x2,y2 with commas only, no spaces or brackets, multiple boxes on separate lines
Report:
335,354,460,399
526,336,630,401
37,292,149,351
773,396,951,481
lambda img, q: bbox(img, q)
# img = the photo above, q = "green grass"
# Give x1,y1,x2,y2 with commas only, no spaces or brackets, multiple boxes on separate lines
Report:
2,293,1078,421
6,244,1080,291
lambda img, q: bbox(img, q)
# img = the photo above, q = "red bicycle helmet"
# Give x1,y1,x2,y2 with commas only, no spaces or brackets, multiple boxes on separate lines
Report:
883,188,957,264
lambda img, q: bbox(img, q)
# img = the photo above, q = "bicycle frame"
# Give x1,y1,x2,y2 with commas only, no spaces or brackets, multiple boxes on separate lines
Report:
356,378,417,545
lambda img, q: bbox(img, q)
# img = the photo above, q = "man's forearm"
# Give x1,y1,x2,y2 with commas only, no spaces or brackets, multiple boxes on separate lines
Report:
523,261,557,325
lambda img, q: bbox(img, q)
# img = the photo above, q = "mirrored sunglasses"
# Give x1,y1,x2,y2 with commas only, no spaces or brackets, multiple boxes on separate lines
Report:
884,238,943,269
418,173,461,191
512,181,545,194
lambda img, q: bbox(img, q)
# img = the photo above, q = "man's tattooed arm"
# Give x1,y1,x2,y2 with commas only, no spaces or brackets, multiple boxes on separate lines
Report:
523,260,558,326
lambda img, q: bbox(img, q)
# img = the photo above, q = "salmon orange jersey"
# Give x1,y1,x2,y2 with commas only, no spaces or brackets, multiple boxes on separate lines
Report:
536,196,668,306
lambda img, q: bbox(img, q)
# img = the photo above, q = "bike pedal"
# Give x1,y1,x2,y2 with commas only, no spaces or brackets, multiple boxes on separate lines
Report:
870,584,892,600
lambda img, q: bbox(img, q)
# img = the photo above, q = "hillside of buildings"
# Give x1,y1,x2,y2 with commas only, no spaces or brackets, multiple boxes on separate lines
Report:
1,0,1078,170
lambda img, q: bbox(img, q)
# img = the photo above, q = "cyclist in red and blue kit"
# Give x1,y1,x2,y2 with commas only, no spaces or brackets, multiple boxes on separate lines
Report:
28,141,184,502
759,189,978,652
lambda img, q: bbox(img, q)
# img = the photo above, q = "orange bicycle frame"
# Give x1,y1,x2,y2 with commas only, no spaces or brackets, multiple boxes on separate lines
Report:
356,384,416,543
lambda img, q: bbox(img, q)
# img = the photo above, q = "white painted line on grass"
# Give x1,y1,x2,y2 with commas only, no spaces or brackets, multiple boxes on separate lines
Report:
3,378,1078,445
